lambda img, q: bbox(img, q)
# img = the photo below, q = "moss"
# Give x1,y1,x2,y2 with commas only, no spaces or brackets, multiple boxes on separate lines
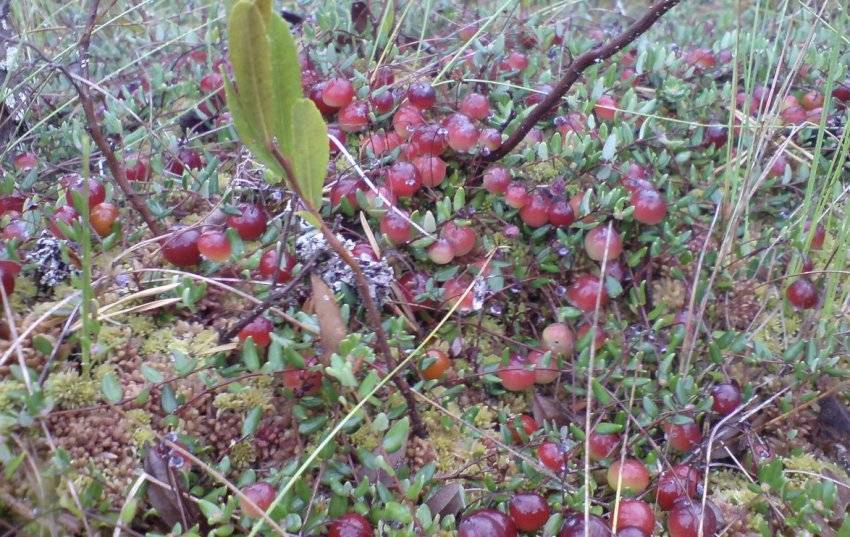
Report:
10,276,37,310
126,315,155,335
231,440,258,470
784,453,849,483
142,325,218,358
710,469,758,507
349,424,379,451
423,410,486,473
523,159,561,185
652,277,686,310
0,380,25,412
472,404,495,429
125,409,156,448
214,376,274,413
45,370,99,409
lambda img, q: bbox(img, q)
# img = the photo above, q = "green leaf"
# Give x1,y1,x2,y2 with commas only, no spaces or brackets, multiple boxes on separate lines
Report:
373,1,395,59
382,416,409,453
291,99,329,211
242,407,263,437
101,372,123,403
228,1,273,146
266,10,301,158
242,337,261,371
601,132,617,161
140,364,164,383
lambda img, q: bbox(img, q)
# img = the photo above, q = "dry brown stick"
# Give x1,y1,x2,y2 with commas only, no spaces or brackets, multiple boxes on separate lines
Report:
75,0,164,237
483,0,682,162
269,145,427,439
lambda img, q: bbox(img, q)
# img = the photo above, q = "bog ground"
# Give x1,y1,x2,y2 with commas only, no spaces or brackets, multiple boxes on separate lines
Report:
1,0,850,536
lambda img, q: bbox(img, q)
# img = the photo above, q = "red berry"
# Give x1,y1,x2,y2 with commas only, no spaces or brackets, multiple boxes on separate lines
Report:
711,383,742,415
309,82,339,115
595,95,619,121
337,101,370,132
832,83,850,102
667,500,717,537
577,322,608,348
330,178,366,209
665,418,702,453
3,219,29,241
0,195,24,215
370,90,395,114
196,230,231,262
442,276,474,312
616,527,648,537
613,499,655,536
322,77,355,108
167,148,204,175
360,185,397,217
410,124,448,156
498,355,536,391
328,512,373,537
14,152,37,171
398,271,435,310
631,189,667,225
162,226,202,267
124,155,150,181
483,166,512,194
421,349,451,380
441,222,477,256
49,205,79,239
0,260,20,297
607,459,650,496
584,225,623,262
259,249,296,283
537,442,566,472
89,203,119,237
567,274,608,312
228,203,268,241
392,104,425,139
407,82,436,109
387,161,422,198
445,115,480,152
705,126,727,148
381,210,412,244
508,414,539,443
509,492,550,532
548,198,576,227
504,51,529,71
361,131,402,157
479,128,502,151
555,112,587,137
460,92,490,120
327,124,347,154
804,221,826,249
684,48,716,70
520,193,551,227
505,181,530,209
588,429,621,461
656,465,700,510
786,277,818,309
371,66,394,88
428,239,455,265
459,509,518,537
351,242,379,262
558,513,611,537
238,316,273,347
541,322,574,357
768,153,788,177
527,348,559,384
239,482,276,518
413,156,447,188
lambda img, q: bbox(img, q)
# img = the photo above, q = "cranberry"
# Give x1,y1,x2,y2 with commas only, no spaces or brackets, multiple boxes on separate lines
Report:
89,203,119,237
351,242,379,261
124,154,150,181
239,482,276,518
387,161,422,198
684,48,716,70
442,222,477,256
479,128,502,151
428,239,455,265
705,126,727,148
595,95,619,121
483,166,512,194
259,249,296,283
330,178,366,209
361,131,402,157
3,219,29,241
0,261,20,297
309,82,339,115
559,512,612,537
327,125,347,154
781,102,806,124
528,348,560,384
410,124,448,156
498,355,536,391
381,210,412,244
50,205,79,239
413,156,447,188
768,153,788,177
337,101,370,132
460,92,490,120
567,274,608,312
167,148,205,175
667,500,717,537
162,226,201,267
555,112,587,137
631,188,667,225
442,276,474,312
371,66,394,88
526,84,553,106
665,418,702,453
61,175,105,209
238,316,273,347
505,181,530,209
585,225,623,262
459,509,518,537
421,349,451,380
0,195,24,215
577,322,608,348
361,185,397,217
711,383,742,415
542,322,575,356
370,90,395,115
615,527,648,537
328,512,373,537
322,77,355,108
607,459,650,495
588,429,621,461
520,193,551,227
13,152,37,171
504,51,529,71
407,82,436,109
537,442,566,472
228,203,268,241
508,492,550,532
656,465,700,510
548,198,575,227
804,221,825,249
613,499,655,536
392,104,425,139
445,115,480,152
786,277,818,309
832,83,850,102
508,414,539,443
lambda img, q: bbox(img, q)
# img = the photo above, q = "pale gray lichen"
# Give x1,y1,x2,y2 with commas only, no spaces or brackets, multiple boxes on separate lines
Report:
27,231,75,291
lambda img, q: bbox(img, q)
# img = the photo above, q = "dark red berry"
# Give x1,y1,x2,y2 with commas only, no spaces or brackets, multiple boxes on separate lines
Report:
239,482,276,518
786,277,818,309
507,414,538,444
537,442,566,472
228,203,268,241
519,193,551,227
337,101,370,132
567,274,608,312
459,509,518,537
0,260,20,297
381,210,412,244
613,499,655,536
238,316,273,347
508,492,550,532
665,418,702,453
407,82,436,109
322,77,355,108
711,383,742,415
656,465,700,510
259,249,296,283
162,226,201,267
558,512,612,537
63,175,106,208
588,429,621,461
328,512,373,537
387,161,422,198
667,499,717,537
631,188,667,225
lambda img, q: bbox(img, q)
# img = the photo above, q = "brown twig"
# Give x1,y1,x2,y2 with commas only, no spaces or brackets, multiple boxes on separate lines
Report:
75,0,164,236
483,0,682,162
269,145,427,439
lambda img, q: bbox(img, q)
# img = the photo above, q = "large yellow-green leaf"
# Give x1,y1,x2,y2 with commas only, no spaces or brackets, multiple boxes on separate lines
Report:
228,1,273,146
266,10,302,159
222,74,281,175
291,99,329,211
